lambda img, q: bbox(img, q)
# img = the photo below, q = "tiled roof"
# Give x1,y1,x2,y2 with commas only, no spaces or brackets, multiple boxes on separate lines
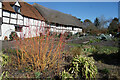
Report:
2,1,44,21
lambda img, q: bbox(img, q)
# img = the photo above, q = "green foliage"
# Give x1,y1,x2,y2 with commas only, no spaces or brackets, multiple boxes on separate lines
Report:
61,70,73,80
97,34,112,41
0,52,9,79
1,53,9,67
94,18,100,29
35,72,42,78
69,45,96,57
95,46,119,54
69,46,82,57
9,32,18,41
73,32,81,37
0,71,9,80
61,55,97,79
65,32,72,40
112,37,119,42
84,19,92,23
68,55,97,79
88,38,101,44
108,18,118,35
101,68,110,74
58,33,62,38
82,45,96,55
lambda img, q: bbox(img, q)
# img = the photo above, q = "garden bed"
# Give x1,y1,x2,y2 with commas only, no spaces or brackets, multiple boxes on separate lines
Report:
1,35,120,79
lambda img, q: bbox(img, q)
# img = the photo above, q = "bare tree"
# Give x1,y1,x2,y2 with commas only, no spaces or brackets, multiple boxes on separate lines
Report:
98,15,112,29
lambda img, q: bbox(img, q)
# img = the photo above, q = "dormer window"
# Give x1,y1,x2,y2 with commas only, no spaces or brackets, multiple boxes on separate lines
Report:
14,6,20,13
12,1,21,13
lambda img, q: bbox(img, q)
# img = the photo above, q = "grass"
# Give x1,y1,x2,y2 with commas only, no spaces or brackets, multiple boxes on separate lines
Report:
67,41,119,55
67,43,81,47
94,46,119,54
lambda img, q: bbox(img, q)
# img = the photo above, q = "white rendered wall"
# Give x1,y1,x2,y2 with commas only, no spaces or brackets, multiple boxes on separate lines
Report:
70,31,77,35
78,28,82,32
33,20,37,26
24,17,29,26
74,28,79,31
17,20,23,25
3,11,10,17
29,19,33,26
38,20,42,26
67,27,72,30
18,14,23,20
0,24,15,40
11,13,17,18
22,26,43,38
10,19,16,24
74,28,82,32
3,17,9,23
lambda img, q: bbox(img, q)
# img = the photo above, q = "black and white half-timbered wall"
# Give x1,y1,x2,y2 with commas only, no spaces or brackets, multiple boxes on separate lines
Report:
0,0,83,40
0,1,46,40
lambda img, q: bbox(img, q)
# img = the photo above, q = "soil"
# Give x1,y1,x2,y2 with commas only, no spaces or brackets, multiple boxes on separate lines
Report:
65,36,120,80
90,40,119,47
1,36,120,79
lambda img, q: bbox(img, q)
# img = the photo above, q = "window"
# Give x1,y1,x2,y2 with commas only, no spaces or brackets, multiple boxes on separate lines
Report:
13,5,20,13
12,1,21,13
15,6,20,13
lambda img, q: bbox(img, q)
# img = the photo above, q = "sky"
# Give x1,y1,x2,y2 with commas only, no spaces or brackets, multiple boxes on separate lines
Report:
25,0,120,2
28,2,118,23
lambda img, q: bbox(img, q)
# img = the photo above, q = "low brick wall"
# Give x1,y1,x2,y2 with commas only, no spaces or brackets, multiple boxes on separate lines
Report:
2,41,15,49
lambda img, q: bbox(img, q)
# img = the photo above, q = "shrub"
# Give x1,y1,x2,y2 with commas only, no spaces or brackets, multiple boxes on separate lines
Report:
9,28,65,78
35,72,42,78
9,32,19,41
97,34,112,41
68,55,97,79
4,36,8,41
69,45,96,57
0,52,9,79
73,32,82,37
64,32,72,40
69,46,82,57
82,45,96,55
0,71,9,79
61,70,73,79
101,68,110,74
0,52,9,67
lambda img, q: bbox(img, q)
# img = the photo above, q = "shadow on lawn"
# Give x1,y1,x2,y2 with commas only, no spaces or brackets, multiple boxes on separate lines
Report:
89,52,120,66
89,38,120,66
